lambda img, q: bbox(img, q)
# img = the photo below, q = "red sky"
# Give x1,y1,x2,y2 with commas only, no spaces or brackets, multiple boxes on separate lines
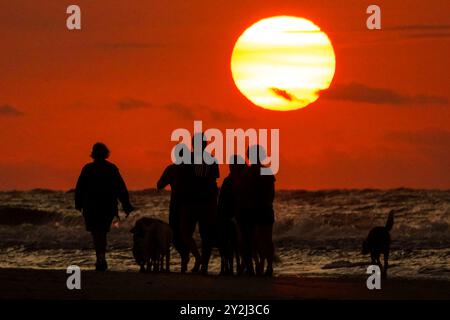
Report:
0,0,449,190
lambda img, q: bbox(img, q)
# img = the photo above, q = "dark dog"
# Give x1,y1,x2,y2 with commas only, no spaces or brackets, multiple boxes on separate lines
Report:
131,217,172,273
362,211,394,276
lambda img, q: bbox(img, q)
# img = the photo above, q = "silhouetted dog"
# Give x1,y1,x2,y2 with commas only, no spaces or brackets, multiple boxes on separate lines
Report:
362,211,394,276
131,217,172,273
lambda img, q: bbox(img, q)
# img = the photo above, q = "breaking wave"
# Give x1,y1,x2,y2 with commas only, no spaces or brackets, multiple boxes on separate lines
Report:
0,189,449,250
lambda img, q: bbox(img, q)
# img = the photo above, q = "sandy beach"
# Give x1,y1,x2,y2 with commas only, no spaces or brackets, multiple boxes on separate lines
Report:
1,268,449,300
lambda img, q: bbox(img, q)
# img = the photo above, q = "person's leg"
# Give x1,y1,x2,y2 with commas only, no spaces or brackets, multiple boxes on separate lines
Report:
224,223,234,275
235,222,245,275
199,205,214,275
233,225,241,275
180,206,201,272
242,222,255,275
91,231,108,271
254,226,263,275
170,212,190,272
166,249,171,272
383,250,389,278
263,224,274,276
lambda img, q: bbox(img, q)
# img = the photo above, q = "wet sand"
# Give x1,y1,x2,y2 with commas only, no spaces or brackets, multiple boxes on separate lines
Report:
1,268,449,300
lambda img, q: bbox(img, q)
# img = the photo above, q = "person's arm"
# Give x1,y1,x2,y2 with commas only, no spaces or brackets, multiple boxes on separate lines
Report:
157,165,172,190
213,162,220,179
116,168,134,215
268,177,275,203
74,167,87,212
264,176,275,204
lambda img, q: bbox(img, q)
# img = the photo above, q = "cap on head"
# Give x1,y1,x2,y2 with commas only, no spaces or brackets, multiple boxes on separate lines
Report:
91,142,110,160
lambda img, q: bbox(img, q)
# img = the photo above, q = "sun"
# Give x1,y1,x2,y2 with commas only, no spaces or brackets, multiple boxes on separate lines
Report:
231,16,336,111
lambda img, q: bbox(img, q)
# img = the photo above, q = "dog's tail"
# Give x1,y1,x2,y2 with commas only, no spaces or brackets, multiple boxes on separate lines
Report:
385,211,395,231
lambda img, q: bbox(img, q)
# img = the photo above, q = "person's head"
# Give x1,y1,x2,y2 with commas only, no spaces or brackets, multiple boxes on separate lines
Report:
247,144,267,165
191,132,207,152
229,155,246,174
172,143,189,165
90,142,110,161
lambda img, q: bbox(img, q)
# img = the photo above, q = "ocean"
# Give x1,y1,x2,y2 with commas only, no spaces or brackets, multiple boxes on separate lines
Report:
0,189,449,280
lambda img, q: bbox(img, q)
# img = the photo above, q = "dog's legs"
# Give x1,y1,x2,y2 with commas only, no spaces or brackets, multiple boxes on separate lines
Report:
234,249,241,276
160,255,163,272
259,256,266,276
165,250,170,272
253,253,262,276
383,251,389,278
375,254,382,274
370,253,377,266
180,253,189,273
220,252,225,276
157,253,162,272
152,256,158,272
229,252,234,275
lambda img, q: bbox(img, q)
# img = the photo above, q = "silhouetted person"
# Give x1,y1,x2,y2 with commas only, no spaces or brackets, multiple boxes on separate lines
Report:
157,144,190,273
249,145,275,276
240,145,275,276
180,133,219,275
75,143,134,271
217,155,245,275
234,161,255,275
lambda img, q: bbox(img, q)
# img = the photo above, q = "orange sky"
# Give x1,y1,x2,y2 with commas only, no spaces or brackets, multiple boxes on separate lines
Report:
0,0,449,190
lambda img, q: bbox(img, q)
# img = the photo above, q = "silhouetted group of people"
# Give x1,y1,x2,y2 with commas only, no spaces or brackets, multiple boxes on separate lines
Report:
75,138,275,275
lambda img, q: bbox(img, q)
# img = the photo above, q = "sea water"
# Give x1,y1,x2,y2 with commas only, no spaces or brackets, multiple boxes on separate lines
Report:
0,189,449,280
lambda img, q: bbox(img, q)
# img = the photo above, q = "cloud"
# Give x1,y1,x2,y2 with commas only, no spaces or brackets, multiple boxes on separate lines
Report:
99,42,166,50
162,102,195,117
207,108,241,122
163,102,242,122
386,128,450,147
385,24,450,40
0,105,24,117
322,82,448,105
117,98,242,122
270,88,296,102
403,33,450,40
118,98,151,110
385,24,450,31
